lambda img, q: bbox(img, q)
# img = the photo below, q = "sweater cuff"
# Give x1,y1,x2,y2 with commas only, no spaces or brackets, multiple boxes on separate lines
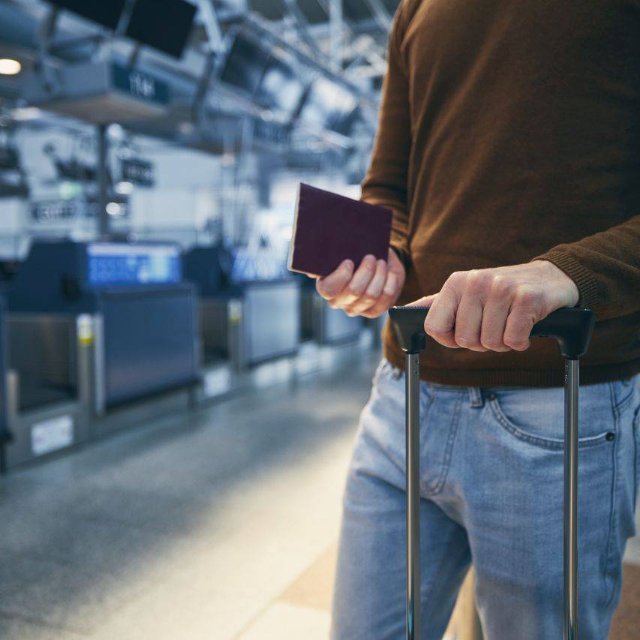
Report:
390,243,411,273
531,249,602,309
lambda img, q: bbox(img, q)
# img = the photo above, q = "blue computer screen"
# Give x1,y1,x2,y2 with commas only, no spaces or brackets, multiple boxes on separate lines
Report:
87,243,181,288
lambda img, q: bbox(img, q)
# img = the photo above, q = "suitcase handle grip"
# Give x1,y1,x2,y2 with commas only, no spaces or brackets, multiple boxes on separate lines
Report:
389,305,595,359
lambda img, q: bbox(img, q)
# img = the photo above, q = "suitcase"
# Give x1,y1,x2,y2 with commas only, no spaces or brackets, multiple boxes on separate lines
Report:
388,305,596,640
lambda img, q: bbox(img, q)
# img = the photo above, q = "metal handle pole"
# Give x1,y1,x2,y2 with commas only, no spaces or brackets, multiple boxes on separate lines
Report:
406,352,421,640
564,359,579,640
390,305,593,640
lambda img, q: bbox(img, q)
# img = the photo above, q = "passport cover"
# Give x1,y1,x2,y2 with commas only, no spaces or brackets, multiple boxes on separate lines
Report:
288,183,392,277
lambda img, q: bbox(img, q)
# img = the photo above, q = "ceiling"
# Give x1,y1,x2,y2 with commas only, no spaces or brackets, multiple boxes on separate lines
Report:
0,0,397,160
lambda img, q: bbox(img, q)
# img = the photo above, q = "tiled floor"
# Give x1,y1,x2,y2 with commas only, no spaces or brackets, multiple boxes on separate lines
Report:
0,353,377,640
0,350,638,639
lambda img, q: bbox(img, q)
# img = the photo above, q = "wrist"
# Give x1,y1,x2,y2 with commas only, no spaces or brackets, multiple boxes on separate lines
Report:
533,259,580,307
390,245,410,274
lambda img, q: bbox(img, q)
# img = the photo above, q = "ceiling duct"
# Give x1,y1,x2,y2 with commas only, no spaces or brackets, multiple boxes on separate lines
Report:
21,59,171,124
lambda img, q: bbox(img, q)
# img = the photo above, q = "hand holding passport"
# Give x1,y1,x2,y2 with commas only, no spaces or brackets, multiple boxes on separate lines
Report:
288,183,405,318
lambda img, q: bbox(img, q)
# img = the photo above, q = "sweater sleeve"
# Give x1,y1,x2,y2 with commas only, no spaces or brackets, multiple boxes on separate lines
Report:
360,2,412,270
532,214,640,320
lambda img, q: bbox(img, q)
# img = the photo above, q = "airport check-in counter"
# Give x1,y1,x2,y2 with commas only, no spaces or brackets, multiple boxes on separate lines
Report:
5,240,199,464
3,310,93,468
183,246,301,375
299,277,362,345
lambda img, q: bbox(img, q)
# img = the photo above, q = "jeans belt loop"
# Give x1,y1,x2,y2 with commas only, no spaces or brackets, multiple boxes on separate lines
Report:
468,387,485,408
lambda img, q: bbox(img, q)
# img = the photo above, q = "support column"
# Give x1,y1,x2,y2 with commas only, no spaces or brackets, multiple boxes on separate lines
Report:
97,123,109,239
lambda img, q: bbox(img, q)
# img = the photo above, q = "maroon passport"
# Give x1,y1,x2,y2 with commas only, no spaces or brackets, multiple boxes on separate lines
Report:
288,183,392,277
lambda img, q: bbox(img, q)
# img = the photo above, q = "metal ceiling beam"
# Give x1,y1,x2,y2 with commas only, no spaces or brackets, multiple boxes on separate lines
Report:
198,0,225,52
281,0,327,63
329,0,344,68
362,0,391,31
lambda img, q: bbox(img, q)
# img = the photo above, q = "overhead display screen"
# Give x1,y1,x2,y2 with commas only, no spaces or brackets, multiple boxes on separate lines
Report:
220,33,269,97
125,0,197,58
87,243,182,288
255,55,305,120
47,0,127,30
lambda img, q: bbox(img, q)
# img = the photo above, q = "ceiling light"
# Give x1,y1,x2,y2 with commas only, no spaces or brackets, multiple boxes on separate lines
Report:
106,202,123,216
0,59,22,76
115,181,134,195
10,107,42,121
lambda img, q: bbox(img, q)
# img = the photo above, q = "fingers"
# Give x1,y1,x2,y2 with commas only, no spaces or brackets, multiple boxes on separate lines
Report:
348,259,387,315
337,255,378,308
406,294,436,308
479,276,512,352
412,264,555,352
454,292,487,352
424,273,463,349
502,287,544,351
317,254,405,318
316,259,354,300
360,267,405,318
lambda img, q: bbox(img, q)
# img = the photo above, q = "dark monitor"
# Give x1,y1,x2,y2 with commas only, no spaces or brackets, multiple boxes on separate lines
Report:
255,55,305,119
47,0,126,30
125,0,197,58
327,102,360,136
220,32,269,97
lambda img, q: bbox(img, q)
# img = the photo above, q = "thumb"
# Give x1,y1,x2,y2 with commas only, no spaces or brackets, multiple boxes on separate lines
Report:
406,293,437,308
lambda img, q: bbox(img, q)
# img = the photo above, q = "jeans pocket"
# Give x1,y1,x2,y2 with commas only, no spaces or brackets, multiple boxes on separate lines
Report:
487,387,614,451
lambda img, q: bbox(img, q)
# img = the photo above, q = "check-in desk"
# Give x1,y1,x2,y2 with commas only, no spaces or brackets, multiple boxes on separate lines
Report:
183,246,301,399
299,277,362,345
6,240,199,459
3,311,94,468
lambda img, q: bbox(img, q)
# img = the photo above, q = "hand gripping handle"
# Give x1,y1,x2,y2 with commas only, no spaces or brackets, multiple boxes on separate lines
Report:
388,306,595,359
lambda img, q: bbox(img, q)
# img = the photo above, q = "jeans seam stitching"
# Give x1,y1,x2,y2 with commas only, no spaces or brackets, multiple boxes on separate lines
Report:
633,405,640,510
614,392,634,412
603,382,620,608
418,394,435,494
427,393,463,495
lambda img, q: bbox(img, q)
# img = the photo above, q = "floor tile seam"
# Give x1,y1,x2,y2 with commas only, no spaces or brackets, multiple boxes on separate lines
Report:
230,541,338,639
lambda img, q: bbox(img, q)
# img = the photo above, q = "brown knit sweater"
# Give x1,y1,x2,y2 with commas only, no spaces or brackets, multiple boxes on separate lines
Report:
362,0,640,387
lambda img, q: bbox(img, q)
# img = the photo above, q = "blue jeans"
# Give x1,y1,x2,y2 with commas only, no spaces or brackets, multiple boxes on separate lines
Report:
331,359,640,640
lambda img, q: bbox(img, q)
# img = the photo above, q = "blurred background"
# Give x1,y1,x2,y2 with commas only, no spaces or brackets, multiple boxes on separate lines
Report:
0,1,637,638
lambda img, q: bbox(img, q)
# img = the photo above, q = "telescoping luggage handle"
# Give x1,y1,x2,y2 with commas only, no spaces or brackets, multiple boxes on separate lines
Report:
388,306,595,640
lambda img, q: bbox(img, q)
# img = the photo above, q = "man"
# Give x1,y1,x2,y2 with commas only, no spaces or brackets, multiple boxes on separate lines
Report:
315,1,640,638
